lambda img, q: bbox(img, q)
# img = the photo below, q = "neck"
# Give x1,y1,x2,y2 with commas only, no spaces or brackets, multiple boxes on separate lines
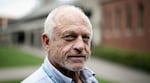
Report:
57,65,82,83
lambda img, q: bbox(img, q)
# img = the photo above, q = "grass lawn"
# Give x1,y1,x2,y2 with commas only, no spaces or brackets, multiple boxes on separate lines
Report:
0,46,43,68
92,46,150,72
0,80,22,83
0,77,115,83
97,77,116,83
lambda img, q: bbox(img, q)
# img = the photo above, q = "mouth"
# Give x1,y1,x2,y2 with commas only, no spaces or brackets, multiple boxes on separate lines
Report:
67,55,86,63
68,55,85,58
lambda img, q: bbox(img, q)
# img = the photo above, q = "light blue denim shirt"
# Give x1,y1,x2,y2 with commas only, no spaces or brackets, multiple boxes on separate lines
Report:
22,56,98,83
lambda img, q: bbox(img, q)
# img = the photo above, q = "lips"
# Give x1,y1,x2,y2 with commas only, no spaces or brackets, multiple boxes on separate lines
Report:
67,55,86,63
67,55,86,59
68,55,85,58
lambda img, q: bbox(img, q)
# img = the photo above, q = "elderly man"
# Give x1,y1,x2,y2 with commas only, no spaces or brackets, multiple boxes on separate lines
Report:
22,5,98,83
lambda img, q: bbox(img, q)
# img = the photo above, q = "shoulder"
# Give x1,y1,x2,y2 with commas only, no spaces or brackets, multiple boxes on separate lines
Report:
82,67,95,76
82,67,99,83
21,67,53,83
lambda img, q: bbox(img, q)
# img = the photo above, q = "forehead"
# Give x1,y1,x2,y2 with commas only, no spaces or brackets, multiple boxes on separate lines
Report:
60,24,91,35
54,19,91,36
53,24,91,37
54,7,90,28
53,7,92,35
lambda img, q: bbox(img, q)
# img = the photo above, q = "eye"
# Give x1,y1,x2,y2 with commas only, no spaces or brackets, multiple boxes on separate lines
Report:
63,35,77,41
82,35,90,42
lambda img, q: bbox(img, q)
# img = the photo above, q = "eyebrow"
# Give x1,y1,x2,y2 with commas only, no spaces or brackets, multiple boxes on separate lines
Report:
62,30,90,37
62,30,75,34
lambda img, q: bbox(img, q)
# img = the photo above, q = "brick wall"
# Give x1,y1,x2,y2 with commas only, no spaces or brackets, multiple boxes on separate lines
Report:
101,0,150,51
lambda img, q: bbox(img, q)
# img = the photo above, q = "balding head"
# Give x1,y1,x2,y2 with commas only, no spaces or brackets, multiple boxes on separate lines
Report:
44,5,92,40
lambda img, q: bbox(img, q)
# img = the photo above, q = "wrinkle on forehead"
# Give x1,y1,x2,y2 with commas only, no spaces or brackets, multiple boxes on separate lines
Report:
53,8,89,28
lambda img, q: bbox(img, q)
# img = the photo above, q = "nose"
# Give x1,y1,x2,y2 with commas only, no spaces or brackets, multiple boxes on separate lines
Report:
73,37,85,53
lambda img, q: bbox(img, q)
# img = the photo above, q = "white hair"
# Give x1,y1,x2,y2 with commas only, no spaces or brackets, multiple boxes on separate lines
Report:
44,5,93,40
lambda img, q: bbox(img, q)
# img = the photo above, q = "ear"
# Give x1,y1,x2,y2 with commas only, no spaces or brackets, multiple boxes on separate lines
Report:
41,33,50,51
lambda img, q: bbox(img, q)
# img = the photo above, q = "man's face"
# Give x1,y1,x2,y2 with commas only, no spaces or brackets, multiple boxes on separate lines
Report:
49,23,92,71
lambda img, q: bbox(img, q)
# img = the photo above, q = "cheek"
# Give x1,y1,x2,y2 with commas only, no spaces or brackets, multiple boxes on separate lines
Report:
85,45,91,55
51,41,71,59
49,46,64,64
49,43,63,59
62,44,73,54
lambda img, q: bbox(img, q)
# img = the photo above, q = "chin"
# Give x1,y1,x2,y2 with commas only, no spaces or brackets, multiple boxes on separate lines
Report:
72,67,83,72
67,64,84,72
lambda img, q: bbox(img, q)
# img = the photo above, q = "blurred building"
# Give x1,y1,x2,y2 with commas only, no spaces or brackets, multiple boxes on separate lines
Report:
0,17,10,45
101,0,150,51
0,0,102,48
2,0,149,52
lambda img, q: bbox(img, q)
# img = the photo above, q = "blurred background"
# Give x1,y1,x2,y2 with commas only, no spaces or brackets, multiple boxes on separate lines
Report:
0,0,150,83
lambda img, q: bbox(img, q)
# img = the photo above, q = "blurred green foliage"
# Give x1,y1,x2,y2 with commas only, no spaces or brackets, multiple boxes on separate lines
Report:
0,80,22,83
0,46,43,67
96,77,116,83
92,46,150,72
0,77,112,83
